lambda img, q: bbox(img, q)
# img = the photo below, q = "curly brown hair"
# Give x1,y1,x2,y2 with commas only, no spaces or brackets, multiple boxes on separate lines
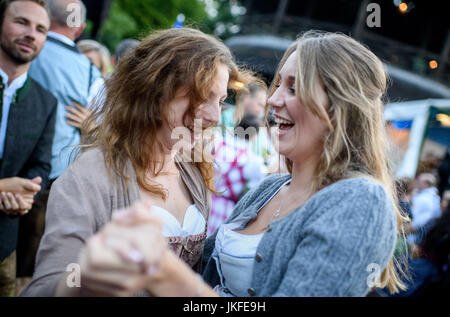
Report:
81,27,256,199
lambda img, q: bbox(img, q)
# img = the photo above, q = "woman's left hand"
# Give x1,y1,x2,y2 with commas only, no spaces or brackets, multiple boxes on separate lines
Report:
66,102,94,131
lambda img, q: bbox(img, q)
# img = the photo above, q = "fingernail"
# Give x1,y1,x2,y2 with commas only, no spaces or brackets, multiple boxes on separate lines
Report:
93,234,103,243
146,264,159,276
127,249,144,263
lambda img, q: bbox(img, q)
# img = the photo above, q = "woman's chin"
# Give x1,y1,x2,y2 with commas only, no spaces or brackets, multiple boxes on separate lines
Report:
276,145,290,158
277,142,301,162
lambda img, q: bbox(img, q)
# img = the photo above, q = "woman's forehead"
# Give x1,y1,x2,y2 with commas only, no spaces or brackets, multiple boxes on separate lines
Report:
279,52,297,78
210,64,229,97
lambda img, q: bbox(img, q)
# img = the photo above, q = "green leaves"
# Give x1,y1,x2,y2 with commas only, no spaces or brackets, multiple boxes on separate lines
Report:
96,0,244,53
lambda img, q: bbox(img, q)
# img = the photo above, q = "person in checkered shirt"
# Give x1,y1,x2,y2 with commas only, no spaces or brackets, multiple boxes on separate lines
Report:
207,114,268,236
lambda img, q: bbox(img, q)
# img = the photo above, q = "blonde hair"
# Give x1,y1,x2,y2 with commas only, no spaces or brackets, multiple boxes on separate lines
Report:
81,28,254,199
77,39,111,77
267,30,409,294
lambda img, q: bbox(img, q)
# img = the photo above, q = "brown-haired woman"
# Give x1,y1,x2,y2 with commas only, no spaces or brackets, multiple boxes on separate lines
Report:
20,27,254,296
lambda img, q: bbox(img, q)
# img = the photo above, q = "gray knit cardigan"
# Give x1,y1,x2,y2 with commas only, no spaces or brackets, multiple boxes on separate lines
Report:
202,174,397,297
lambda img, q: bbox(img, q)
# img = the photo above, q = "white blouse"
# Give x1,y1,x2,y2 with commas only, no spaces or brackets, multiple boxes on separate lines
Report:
215,220,264,257
212,178,291,296
151,204,206,237
215,178,291,257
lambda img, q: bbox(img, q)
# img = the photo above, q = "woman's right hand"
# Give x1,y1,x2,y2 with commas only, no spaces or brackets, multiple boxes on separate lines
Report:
78,201,169,296
108,201,168,274
108,201,218,297
78,200,217,297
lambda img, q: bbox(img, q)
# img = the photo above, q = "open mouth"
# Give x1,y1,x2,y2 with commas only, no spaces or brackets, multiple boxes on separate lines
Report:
275,116,295,131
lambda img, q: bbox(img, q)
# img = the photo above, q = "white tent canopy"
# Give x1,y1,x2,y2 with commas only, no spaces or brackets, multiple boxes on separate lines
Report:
384,99,450,178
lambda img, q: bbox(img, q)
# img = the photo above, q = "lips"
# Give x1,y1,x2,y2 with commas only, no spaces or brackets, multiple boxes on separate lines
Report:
274,114,294,123
16,40,35,52
274,114,295,132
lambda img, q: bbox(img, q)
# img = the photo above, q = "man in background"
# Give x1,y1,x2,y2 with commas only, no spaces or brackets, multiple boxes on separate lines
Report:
112,38,139,66
406,173,442,245
16,0,103,281
0,0,57,296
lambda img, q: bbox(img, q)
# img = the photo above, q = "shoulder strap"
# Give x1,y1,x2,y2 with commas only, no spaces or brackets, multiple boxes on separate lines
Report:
176,158,211,221
88,62,94,96
46,36,81,54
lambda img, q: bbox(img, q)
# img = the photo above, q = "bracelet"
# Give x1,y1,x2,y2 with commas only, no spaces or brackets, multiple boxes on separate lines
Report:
194,273,203,297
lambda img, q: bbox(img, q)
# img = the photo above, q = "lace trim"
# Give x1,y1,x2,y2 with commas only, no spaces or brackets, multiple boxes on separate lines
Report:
166,231,207,244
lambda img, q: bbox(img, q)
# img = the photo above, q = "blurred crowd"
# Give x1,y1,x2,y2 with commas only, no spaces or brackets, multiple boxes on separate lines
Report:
375,153,450,296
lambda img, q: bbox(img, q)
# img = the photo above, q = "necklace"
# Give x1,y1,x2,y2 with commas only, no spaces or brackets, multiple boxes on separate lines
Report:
265,207,281,231
265,208,281,230
265,185,312,230
270,208,281,222
265,187,286,230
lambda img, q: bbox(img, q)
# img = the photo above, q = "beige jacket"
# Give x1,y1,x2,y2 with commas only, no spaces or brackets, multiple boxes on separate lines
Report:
20,148,211,296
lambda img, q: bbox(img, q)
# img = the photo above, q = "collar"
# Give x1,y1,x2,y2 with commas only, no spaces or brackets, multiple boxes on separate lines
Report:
229,174,292,224
418,187,438,196
0,67,28,96
174,156,211,221
47,31,76,47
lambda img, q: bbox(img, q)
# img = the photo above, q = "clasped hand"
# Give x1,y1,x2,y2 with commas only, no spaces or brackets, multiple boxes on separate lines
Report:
0,176,42,216
78,201,169,297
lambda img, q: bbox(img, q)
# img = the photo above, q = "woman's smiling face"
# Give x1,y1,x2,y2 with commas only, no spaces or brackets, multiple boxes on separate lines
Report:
268,51,329,165
158,63,229,151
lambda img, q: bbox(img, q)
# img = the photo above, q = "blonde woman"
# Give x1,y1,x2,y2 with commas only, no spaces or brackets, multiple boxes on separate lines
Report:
70,31,408,297
77,39,111,78
20,28,254,297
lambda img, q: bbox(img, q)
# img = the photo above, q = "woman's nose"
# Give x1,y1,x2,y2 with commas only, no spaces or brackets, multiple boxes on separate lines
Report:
196,103,220,126
267,88,284,109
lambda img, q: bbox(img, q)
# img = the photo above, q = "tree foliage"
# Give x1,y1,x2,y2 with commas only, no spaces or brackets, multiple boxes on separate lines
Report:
98,0,208,53
202,0,246,40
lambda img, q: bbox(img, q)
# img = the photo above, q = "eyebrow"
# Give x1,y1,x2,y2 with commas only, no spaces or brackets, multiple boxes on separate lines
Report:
278,73,295,81
15,16,49,32
210,90,228,100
